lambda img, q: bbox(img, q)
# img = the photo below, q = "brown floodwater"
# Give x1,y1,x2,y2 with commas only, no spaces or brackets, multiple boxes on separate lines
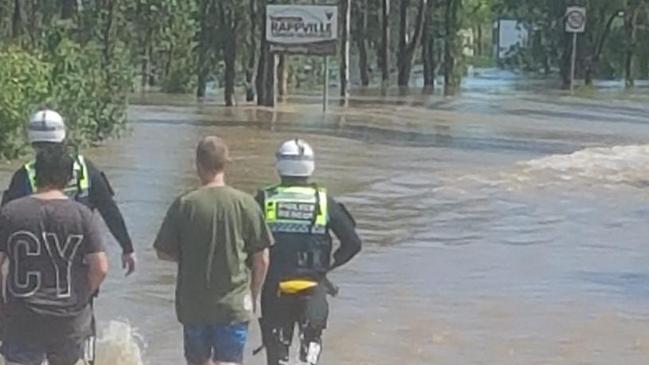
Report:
2,74,649,364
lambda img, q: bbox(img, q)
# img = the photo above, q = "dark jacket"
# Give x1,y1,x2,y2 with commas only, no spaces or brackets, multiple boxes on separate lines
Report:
256,184,361,284
2,157,134,254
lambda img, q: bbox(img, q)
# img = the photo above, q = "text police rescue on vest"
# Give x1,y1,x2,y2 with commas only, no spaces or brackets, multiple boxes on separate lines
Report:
277,202,316,221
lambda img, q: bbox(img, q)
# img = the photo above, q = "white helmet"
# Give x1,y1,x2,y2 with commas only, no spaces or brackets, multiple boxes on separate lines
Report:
27,109,66,144
276,139,315,177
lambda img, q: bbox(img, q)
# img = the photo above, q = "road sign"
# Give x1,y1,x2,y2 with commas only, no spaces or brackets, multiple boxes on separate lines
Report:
266,5,338,56
565,7,587,33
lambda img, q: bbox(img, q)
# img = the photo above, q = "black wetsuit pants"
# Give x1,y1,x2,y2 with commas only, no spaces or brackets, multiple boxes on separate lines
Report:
261,283,329,365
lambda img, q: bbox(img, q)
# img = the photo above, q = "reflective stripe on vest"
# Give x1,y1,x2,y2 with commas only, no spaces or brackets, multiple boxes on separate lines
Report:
25,155,90,198
264,185,328,234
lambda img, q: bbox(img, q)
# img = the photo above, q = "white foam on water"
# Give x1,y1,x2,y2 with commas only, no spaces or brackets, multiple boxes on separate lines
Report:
95,320,145,365
512,145,649,188
0,320,145,365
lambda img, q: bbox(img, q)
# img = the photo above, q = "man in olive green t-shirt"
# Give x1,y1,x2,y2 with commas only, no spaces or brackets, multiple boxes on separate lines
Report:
154,136,272,365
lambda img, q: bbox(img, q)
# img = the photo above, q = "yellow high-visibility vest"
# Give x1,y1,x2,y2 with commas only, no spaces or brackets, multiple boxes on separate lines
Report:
25,155,90,199
263,185,328,234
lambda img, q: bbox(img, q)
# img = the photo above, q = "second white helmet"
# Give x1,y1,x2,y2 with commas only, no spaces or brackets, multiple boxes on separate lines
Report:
27,109,66,144
276,139,315,177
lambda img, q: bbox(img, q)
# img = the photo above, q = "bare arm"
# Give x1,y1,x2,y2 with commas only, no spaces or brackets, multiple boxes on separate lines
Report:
86,252,109,293
250,248,269,313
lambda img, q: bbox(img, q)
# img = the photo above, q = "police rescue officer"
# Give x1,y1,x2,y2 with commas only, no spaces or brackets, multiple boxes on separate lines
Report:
2,109,136,275
257,139,361,365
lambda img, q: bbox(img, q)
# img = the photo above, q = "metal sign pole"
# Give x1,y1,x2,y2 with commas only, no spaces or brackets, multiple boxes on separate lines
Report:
323,55,329,113
273,53,279,107
565,6,586,94
570,32,577,94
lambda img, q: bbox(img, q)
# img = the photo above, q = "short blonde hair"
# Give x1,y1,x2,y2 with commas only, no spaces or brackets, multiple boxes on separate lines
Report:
196,136,230,173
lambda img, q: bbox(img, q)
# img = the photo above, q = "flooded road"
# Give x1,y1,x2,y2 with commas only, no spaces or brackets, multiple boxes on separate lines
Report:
2,74,649,364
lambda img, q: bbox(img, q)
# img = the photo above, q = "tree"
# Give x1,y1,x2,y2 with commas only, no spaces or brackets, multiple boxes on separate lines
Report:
398,0,428,87
353,0,371,87
11,0,23,38
443,0,461,95
256,0,276,106
582,1,624,86
340,0,351,103
61,0,77,19
217,0,241,106
245,0,257,101
380,0,391,87
196,0,214,98
422,0,438,92
624,0,641,87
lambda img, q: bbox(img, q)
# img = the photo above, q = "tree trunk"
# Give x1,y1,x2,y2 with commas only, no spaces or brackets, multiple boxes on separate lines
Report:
356,0,370,87
220,3,238,106
381,0,391,86
398,0,410,86
443,0,460,96
277,54,288,99
141,42,150,90
256,1,268,105
340,0,351,104
585,11,619,86
224,36,236,106
61,0,77,19
257,0,276,107
11,0,23,38
624,1,639,88
398,0,427,87
557,0,571,89
101,0,115,66
245,0,257,102
265,55,277,106
196,0,212,98
422,0,436,92
476,25,483,56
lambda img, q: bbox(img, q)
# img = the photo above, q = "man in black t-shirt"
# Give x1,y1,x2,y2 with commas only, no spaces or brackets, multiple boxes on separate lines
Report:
0,145,108,365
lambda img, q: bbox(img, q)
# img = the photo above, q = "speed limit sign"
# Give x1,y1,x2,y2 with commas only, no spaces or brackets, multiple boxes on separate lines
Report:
566,6,587,33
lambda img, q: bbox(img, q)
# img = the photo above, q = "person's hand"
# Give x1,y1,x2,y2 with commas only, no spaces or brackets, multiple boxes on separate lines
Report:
122,253,136,276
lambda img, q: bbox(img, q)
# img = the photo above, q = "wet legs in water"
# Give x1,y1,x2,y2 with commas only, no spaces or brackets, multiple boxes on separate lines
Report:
262,285,329,365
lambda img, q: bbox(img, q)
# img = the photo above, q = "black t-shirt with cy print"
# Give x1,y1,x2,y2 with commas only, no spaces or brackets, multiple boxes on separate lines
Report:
0,197,105,318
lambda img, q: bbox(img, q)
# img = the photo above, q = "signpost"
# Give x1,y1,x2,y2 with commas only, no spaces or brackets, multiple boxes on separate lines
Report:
565,6,587,93
266,5,338,112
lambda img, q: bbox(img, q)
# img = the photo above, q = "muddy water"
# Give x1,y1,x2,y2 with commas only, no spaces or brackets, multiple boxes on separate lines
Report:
2,77,649,364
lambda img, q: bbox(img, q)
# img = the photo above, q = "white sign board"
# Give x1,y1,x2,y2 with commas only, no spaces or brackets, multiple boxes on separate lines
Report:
267,5,338,55
565,7,587,33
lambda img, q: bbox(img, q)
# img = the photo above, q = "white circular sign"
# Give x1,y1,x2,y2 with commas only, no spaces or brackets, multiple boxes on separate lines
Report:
566,7,587,33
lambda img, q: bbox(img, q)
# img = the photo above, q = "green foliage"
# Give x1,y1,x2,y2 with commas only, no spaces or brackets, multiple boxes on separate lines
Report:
0,48,50,158
0,38,134,159
46,38,134,145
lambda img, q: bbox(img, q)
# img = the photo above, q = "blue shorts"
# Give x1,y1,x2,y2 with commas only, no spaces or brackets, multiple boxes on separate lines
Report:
1,337,84,365
183,322,249,364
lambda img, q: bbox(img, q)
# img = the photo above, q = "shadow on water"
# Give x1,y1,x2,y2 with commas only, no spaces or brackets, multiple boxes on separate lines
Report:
505,108,649,125
132,113,576,155
577,272,649,299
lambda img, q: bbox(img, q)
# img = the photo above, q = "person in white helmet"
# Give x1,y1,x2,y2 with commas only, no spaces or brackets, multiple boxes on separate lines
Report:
1,109,136,276
255,139,361,365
